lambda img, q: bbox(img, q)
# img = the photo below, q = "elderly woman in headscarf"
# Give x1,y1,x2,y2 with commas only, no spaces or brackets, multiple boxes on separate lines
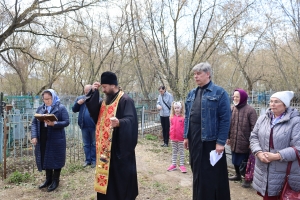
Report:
250,91,300,200
227,89,258,183
31,89,70,192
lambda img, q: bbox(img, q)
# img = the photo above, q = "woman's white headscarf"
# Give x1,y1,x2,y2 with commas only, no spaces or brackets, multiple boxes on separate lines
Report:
43,89,60,113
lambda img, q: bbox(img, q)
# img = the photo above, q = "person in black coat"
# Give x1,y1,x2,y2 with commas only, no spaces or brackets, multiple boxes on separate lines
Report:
31,89,69,192
184,63,231,200
85,71,138,200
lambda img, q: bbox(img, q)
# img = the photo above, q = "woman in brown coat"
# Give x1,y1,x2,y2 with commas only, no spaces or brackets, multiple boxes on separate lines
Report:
227,89,258,184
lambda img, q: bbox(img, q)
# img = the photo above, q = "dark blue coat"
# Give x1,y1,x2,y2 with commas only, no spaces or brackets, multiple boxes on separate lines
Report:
31,102,70,171
71,95,95,129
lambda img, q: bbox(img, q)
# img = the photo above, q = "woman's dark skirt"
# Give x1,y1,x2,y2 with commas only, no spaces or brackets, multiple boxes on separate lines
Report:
232,152,249,166
40,121,48,170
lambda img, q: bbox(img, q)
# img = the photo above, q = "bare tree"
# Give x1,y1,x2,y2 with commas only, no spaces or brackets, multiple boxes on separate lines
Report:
145,0,254,99
0,33,39,94
0,0,104,94
122,0,159,100
35,37,72,95
269,0,300,90
68,9,117,89
224,4,269,93
0,0,102,52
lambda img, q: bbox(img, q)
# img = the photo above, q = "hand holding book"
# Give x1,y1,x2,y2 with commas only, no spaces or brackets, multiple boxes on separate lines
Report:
34,113,58,122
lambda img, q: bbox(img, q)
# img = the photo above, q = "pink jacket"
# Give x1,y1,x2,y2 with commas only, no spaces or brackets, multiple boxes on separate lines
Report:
169,115,184,141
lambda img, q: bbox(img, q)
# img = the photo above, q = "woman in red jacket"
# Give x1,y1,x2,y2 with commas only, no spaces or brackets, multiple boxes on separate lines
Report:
167,101,187,173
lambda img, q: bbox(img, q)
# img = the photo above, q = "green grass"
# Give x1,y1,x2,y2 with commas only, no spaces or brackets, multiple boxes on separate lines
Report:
153,181,167,192
61,163,83,175
7,171,33,184
147,148,163,153
144,134,158,141
62,192,70,199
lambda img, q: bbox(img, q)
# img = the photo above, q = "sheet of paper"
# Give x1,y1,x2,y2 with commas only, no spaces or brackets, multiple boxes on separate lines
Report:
210,150,223,166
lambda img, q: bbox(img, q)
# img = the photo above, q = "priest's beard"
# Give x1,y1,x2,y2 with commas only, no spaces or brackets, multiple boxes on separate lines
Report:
105,91,118,105
105,94,113,105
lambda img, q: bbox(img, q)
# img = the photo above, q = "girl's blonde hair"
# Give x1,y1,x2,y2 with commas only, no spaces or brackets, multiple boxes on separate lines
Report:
170,101,185,118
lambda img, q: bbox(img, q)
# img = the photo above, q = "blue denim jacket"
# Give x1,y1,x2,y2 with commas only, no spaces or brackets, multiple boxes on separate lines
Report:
184,81,231,146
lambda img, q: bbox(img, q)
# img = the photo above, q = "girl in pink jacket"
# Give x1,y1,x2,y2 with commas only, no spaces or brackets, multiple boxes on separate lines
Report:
167,101,186,173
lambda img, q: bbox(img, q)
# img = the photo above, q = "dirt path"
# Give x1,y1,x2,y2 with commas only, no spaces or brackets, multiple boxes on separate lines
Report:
0,136,258,200
135,137,258,200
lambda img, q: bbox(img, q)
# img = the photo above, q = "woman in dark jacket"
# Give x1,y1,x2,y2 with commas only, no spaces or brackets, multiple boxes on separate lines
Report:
227,89,257,183
31,89,69,192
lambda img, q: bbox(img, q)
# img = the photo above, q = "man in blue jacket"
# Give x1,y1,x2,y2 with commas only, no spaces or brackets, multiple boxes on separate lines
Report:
184,62,231,200
72,85,96,168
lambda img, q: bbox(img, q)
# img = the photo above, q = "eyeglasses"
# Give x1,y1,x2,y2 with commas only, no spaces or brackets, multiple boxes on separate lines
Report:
269,100,283,104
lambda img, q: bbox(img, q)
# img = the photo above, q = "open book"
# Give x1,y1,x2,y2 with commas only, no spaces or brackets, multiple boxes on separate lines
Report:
34,113,58,121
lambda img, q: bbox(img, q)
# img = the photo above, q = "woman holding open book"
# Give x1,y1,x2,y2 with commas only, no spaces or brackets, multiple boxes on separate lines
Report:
31,89,70,192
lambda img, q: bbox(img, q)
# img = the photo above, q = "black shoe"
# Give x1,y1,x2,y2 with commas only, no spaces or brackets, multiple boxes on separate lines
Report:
228,175,241,181
39,179,52,189
82,162,91,167
242,180,251,188
161,144,168,147
47,180,59,192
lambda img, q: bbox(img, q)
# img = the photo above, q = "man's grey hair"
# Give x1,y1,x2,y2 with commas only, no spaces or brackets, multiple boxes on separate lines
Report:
84,84,92,89
192,62,213,79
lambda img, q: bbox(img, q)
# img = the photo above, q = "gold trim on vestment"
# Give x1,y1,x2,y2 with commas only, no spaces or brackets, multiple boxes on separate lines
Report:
94,91,124,194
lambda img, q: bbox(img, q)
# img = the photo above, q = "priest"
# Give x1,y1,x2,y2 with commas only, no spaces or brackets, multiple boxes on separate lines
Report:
85,71,138,200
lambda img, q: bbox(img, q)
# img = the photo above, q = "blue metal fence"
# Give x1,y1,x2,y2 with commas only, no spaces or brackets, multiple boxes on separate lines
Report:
0,105,82,179
0,117,3,164
2,92,300,179
0,103,161,179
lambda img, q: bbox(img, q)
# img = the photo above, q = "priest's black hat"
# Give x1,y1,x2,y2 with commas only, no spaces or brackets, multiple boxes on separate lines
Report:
100,71,118,85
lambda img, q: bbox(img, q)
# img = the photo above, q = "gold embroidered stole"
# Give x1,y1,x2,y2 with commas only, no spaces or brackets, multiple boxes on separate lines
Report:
94,91,124,194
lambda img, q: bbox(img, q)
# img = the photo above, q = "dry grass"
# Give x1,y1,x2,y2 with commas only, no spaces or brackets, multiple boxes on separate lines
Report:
0,134,257,200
